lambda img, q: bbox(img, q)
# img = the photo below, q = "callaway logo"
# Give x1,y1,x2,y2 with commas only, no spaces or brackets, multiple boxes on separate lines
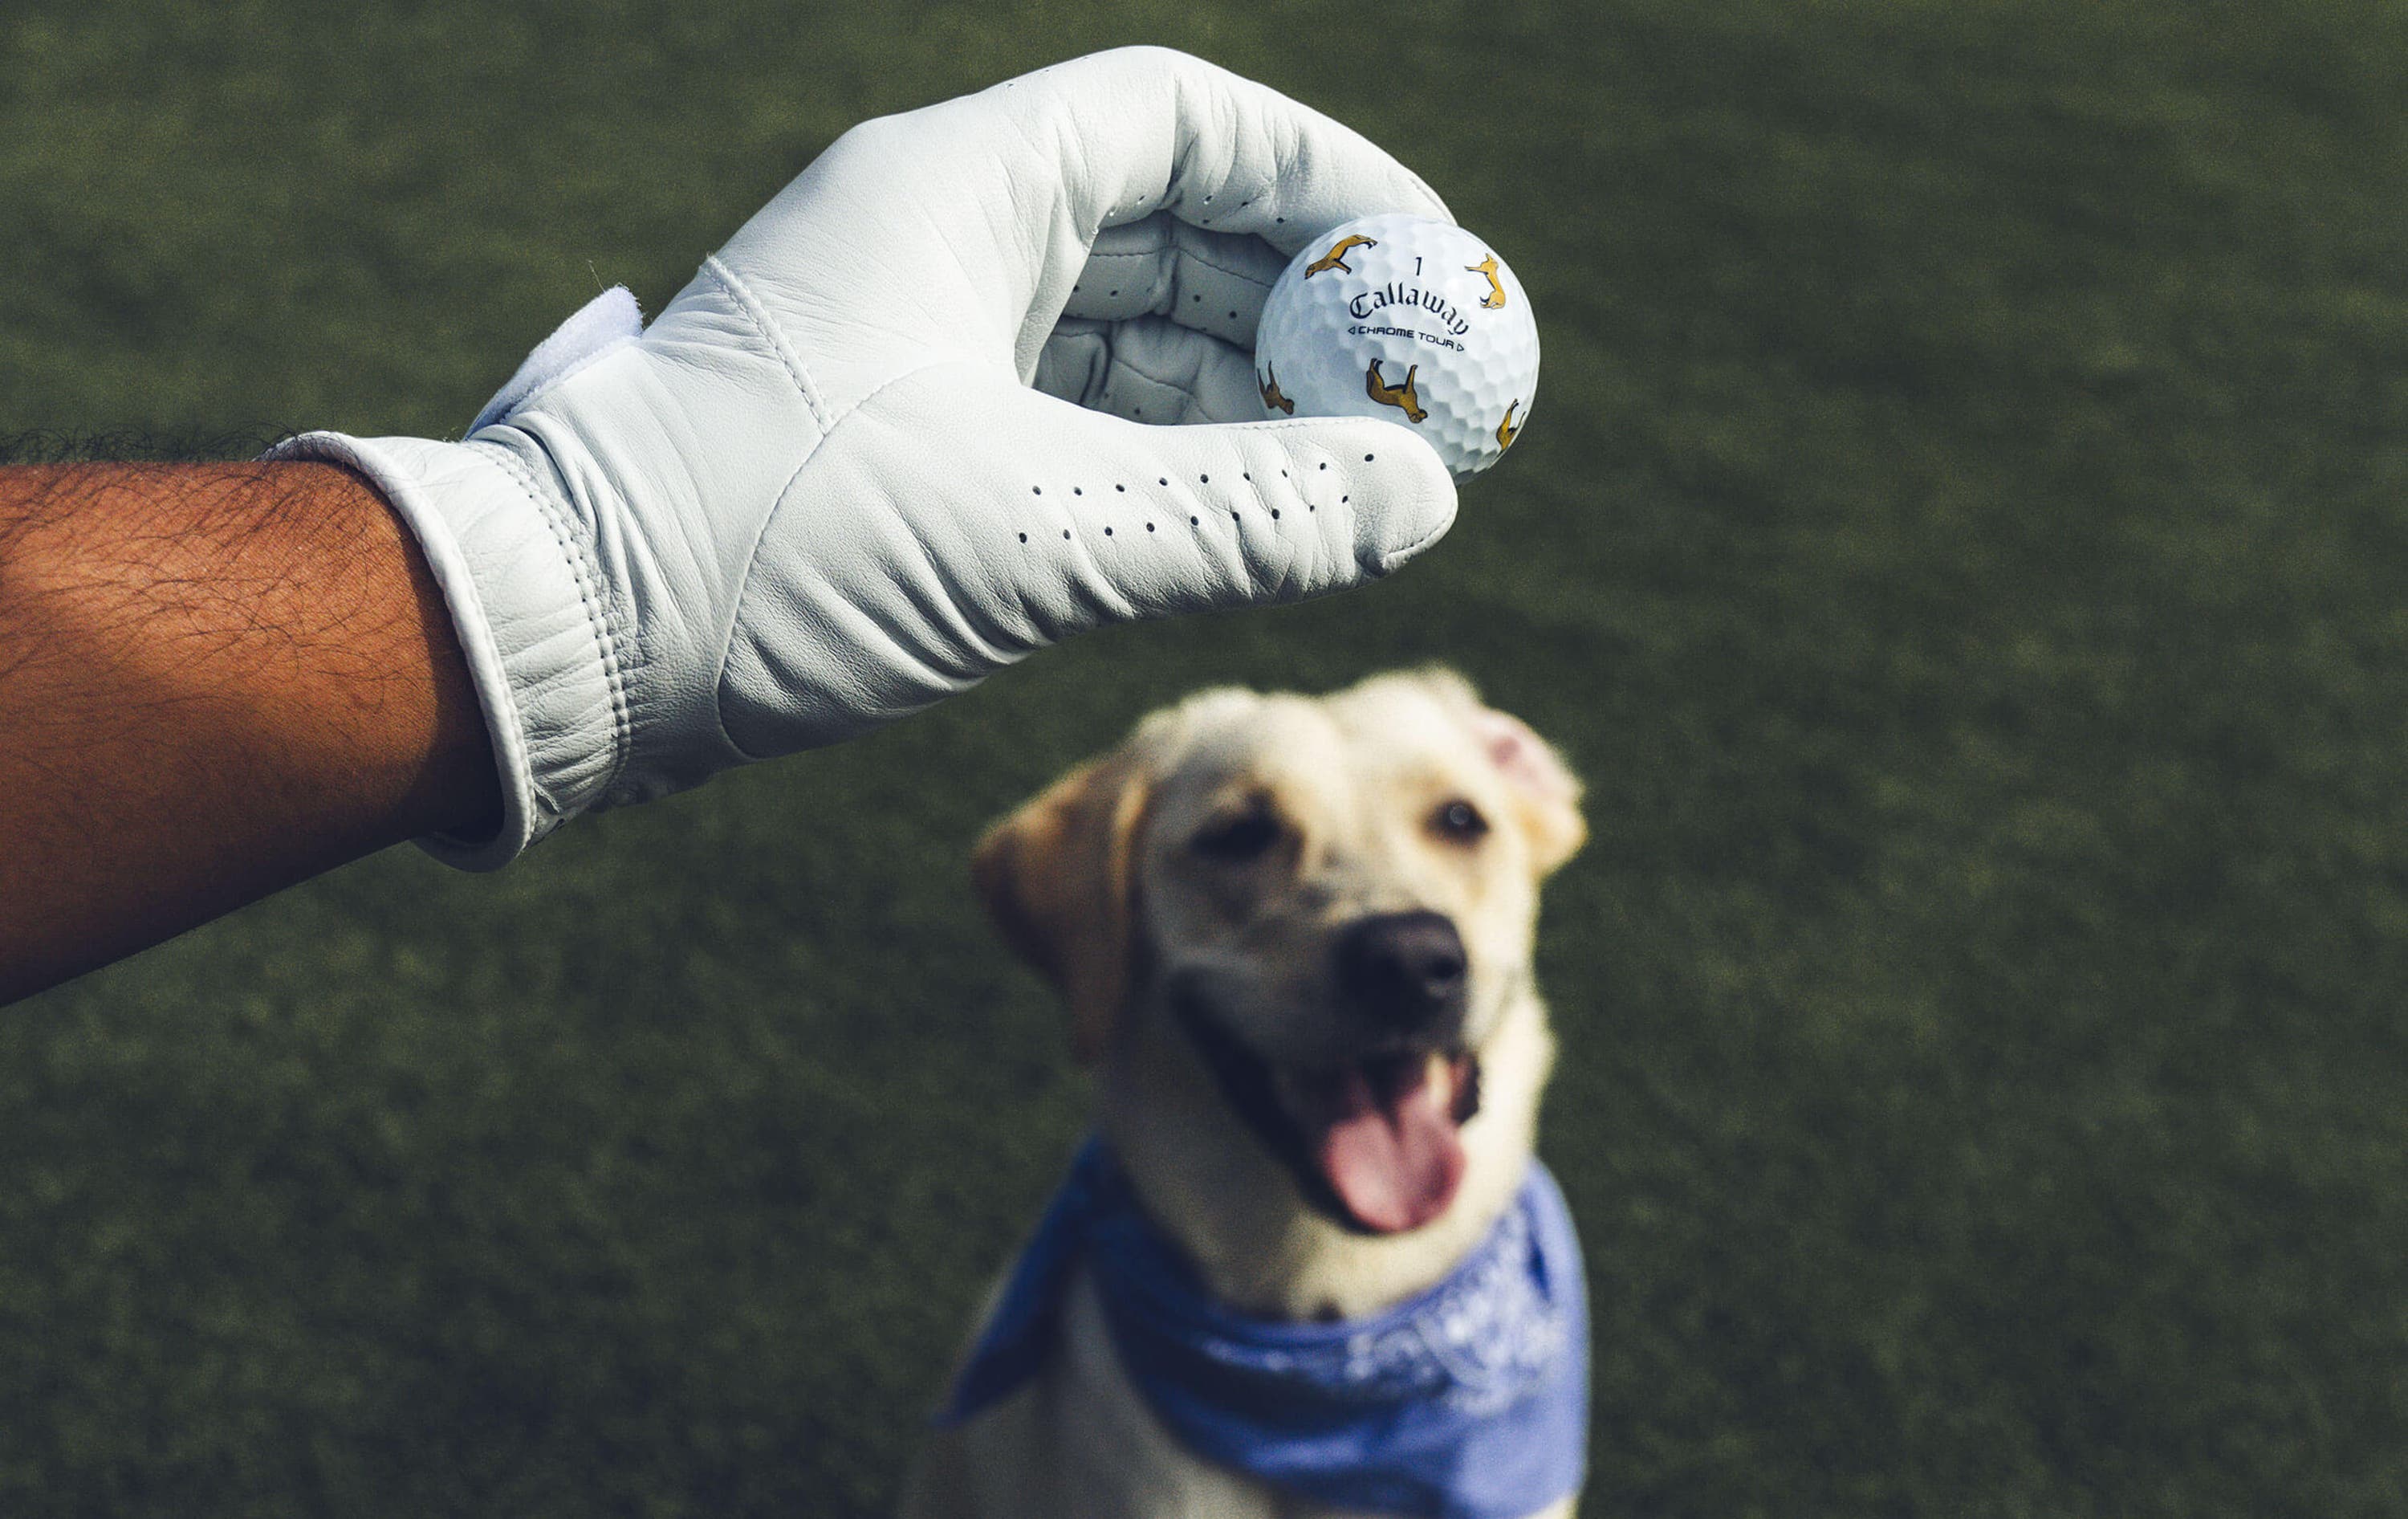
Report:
1347,282,1472,337
1306,234,1377,277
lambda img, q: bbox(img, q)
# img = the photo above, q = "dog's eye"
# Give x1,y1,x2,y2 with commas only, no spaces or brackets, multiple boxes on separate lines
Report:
1193,809,1282,862
1431,799,1490,845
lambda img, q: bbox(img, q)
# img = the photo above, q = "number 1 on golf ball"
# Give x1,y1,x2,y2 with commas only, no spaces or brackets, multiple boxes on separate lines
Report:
1255,213,1539,482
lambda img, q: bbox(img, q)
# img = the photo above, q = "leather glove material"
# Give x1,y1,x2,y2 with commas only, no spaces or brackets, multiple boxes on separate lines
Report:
275,47,1461,867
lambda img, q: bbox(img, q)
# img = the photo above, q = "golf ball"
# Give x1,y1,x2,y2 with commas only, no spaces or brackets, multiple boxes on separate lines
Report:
1255,213,1538,481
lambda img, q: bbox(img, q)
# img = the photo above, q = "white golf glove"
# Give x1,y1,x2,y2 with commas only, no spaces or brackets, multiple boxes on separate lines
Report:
275,47,1458,868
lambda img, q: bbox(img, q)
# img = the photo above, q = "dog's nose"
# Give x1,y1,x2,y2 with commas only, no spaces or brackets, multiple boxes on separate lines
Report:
1335,911,1469,1032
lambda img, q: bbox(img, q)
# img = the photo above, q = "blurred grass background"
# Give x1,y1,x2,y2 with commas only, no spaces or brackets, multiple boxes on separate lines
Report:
5,0,2407,1513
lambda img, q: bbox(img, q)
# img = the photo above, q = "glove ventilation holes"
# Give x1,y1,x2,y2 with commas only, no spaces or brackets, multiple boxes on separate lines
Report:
1021,467,1300,555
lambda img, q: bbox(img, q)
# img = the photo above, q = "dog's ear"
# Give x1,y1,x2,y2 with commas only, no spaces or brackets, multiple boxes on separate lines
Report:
972,749,1153,1064
1415,668,1587,877
1473,706,1586,876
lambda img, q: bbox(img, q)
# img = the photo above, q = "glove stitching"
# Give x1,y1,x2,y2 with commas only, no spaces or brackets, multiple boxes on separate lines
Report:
1102,360,1194,418
704,254,836,435
1173,242,1275,290
714,432,840,762
706,369,934,762
1104,359,1227,427
1110,334,1245,401
481,442,635,809
714,356,1047,760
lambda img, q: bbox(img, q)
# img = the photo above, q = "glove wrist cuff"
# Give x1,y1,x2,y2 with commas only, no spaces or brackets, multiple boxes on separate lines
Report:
267,430,625,869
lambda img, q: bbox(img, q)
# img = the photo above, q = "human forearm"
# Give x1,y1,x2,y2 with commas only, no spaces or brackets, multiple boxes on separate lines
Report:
0,461,499,1003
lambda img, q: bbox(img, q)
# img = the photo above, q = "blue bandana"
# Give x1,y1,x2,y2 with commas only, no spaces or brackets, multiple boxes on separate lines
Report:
938,1138,1588,1519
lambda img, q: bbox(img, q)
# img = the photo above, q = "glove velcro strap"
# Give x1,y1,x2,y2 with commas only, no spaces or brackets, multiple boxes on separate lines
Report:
266,431,624,869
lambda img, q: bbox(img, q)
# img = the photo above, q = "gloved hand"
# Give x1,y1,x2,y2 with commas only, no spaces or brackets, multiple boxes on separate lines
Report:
275,47,1458,868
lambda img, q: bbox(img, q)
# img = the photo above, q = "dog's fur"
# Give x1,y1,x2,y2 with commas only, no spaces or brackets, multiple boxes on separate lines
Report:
901,669,1585,1519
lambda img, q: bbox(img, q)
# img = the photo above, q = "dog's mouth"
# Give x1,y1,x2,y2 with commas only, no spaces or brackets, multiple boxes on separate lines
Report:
1173,990,1482,1236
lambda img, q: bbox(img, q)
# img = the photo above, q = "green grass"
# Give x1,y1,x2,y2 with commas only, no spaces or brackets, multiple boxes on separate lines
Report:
6,1,2408,1513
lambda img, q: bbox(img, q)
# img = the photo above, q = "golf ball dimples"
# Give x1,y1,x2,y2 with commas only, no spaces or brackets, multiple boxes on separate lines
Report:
1254,212,1538,482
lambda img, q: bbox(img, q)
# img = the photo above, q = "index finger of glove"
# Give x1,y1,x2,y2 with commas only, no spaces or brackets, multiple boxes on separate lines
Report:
714,47,1450,389
1011,47,1454,254
978,47,1453,376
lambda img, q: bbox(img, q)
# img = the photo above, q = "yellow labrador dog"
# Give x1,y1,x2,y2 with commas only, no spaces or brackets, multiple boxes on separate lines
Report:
902,669,1588,1519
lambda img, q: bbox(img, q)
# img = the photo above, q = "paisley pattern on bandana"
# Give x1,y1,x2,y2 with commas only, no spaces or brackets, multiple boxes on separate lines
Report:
1182,1195,1571,1416
937,1138,1588,1519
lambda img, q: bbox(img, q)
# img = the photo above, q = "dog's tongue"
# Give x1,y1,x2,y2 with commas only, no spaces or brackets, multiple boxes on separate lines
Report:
1304,1054,1467,1235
